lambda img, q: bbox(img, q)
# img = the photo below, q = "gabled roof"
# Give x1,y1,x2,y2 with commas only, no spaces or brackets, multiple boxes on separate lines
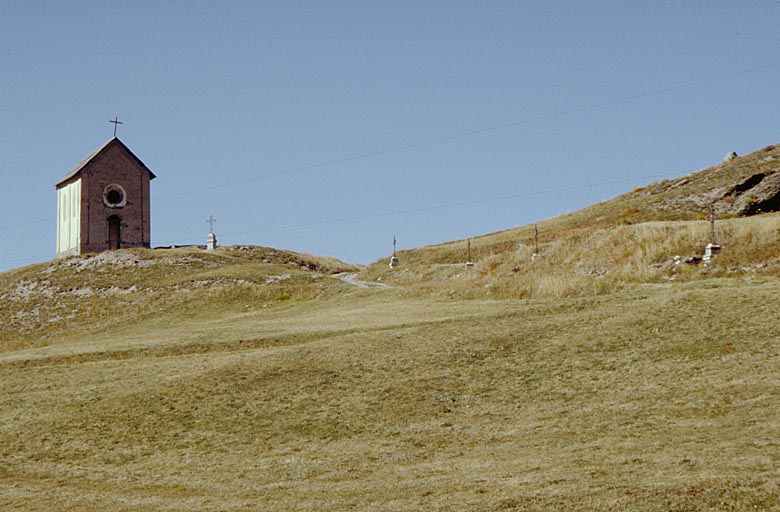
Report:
56,137,156,188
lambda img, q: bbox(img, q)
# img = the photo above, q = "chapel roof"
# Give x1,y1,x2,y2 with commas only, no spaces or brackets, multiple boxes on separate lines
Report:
56,137,156,188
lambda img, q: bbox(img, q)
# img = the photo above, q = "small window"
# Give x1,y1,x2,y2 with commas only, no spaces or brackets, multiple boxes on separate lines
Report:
103,184,127,208
106,190,122,204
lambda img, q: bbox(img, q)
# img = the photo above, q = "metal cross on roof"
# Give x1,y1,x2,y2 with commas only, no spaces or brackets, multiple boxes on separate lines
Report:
207,214,217,234
109,116,123,137
393,235,397,256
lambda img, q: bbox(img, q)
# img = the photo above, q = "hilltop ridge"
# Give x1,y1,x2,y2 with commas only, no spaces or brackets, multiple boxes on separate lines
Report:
2,141,780,511
0,245,358,350
564,142,780,226
361,142,780,299
3,141,780,340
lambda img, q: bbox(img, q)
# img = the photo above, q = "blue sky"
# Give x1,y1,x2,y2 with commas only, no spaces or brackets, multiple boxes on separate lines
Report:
1,1,779,271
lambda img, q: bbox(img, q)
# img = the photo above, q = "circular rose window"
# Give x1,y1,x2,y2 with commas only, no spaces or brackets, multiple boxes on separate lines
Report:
103,184,127,208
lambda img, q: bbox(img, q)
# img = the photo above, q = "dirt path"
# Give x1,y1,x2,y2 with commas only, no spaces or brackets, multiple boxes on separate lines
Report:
332,273,393,289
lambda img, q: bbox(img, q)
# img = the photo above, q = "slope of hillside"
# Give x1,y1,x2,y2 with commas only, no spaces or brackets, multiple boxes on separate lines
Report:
0,245,358,351
3,143,780,510
2,275,780,510
556,142,780,228
362,213,780,301
362,142,780,299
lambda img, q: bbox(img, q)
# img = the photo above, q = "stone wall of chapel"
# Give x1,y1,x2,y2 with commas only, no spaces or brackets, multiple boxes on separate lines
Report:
80,143,151,253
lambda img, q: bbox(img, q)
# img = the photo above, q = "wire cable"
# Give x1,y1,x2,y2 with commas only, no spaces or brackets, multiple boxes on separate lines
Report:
3,63,774,237
163,173,666,245
153,62,779,200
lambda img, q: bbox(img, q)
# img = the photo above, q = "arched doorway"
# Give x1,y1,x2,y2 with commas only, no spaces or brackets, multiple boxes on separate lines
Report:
108,215,121,250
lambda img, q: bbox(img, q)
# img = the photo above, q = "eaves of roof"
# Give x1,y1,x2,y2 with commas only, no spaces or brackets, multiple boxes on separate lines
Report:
55,137,157,188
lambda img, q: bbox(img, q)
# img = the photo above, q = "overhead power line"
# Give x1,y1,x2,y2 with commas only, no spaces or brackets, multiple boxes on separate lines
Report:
154,62,779,200
4,63,775,234
3,172,665,262
165,173,666,245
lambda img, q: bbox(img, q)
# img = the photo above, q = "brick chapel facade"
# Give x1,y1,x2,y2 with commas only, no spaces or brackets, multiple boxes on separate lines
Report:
56,137,156,257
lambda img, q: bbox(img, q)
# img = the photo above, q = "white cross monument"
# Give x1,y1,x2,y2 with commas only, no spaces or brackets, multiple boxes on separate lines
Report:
389,235,400,268
206,214,218,251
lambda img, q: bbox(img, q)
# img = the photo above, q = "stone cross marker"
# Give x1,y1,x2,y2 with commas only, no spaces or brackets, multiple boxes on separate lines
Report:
206,214,217,251
704,204,721,265
389,235,400,268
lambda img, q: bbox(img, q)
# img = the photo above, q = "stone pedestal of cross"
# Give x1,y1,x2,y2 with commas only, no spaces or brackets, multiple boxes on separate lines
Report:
206,214,218,251
703,243,721,265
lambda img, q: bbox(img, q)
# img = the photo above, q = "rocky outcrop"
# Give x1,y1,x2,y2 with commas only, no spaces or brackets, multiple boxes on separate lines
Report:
731,171,780,216
724,172,768,196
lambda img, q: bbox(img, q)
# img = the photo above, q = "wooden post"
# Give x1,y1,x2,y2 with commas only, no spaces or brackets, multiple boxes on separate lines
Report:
534,224,539,255
709,204,716,245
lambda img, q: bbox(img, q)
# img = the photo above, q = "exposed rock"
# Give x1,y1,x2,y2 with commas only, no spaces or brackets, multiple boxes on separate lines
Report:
573,266,608,276
655,255,702,268
668,178,691,190
265,274,292,284
654,255,689,270
723,172,767,197
651,258,676,270
734,172,780,215
52,252,203,273
9,280,55,301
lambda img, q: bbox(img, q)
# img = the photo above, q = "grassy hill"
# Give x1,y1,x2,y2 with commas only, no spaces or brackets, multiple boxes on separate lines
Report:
0,246,358,350
2,144,780,511
361,143,780,299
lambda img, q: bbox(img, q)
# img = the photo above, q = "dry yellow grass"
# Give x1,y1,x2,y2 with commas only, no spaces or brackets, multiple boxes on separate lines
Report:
3,145,780,509
0,245,359,350
2,269,780,510
366,213,780,302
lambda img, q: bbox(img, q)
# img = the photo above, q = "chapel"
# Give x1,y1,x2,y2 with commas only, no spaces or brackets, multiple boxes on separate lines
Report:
55,137,156,257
